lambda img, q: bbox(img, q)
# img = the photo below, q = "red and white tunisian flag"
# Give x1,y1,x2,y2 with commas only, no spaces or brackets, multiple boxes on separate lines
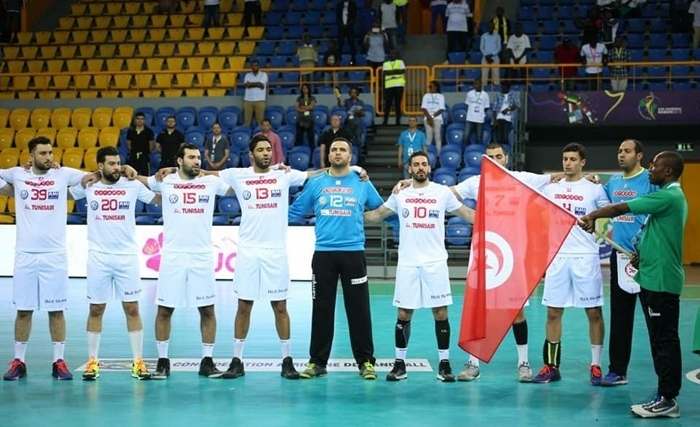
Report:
458,156,576,363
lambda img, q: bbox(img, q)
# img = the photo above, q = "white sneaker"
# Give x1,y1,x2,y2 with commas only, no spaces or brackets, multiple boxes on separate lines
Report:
518,362,533,382
457,361,480,381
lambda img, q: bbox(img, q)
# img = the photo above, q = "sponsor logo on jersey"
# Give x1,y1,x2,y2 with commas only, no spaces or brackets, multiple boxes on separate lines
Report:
29,205,54,211
428,209,440,218
94,189,127,196
344,197,356,206
173,184,205,190
613,190,637,198
101,215,126,221
182,208,205,214
168,194,179,204
19,190,28,200
198,195,209,203
318,196,327,205
613,215,635,223
242,190,252,200
407,222,436,229
322,187,354,194
555,193,584,201
245,178,277,186
255,203,278,209
270,189,282,198
574,207,586,216
119,201,130,210
405,198,437,204
47,191,59,200
320,209,352,216
401,208,409,218
25,180,54,187
90,200,99,210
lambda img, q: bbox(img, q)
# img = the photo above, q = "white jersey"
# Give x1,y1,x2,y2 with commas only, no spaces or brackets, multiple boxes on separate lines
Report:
70,178,156,254
454,171,552,201
0,167,84,253
147,174,229,254
385,182,463,266
219,167,307,249
543,178,610,255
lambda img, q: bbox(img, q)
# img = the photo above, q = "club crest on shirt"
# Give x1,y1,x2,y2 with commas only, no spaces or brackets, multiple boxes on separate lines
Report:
242,190,252,200
402,208,409,218
20,190,28,200
90,200,99,210
318,196,327,205
575,207,586,216
168,194,178,204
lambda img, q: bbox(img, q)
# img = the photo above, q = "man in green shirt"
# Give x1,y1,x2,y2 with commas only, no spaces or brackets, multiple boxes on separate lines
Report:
580,151,687,419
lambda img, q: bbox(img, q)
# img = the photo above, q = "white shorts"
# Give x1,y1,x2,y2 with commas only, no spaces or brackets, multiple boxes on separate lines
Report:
156,252,216,308
394,261,453,309
232,247,290,301
13,251,69,311
87,251,142,304
542,255,604,308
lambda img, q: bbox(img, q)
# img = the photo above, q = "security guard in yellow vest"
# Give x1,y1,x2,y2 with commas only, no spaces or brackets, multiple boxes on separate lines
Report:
382,49,406,126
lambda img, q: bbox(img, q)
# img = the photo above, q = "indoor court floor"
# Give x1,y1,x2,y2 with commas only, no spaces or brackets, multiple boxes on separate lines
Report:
0,274,699,427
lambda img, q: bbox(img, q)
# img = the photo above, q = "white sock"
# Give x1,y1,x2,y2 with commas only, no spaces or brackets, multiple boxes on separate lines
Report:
438,349,449,361
395,347,407,360
52,342,65,362
469,354,480,367
233,339,245,360
202,343,214,358
591,345,603,366
14,341,27,361
516,344,529,365
129,330,143,360
280,340,291,359
87,332,101,360
156,340,169,359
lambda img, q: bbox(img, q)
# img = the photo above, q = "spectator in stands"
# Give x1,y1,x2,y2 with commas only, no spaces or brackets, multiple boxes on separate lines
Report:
337,86,366,146
600,8,619,47
322,42,340,86
581,35,608,91
242,0,262,38
254,119,284,165
394,0,409,47
671,0,691,32
445,0,472,62
554,37,580,91
492,82,519,145
297,33,319,85
380,0,399,51
430,0,447,35
576,8,603,45
506,23,531,84
691,0,700,48
420,80,445,154
4,0,21,44
336,0,359,65
203,0,220,30
397,117,428,179
382,49,406,126
156,116,186,169
126,112,155,176
365,21,389,70
243,60,268,127
204,123,230,172
493,7,512,66
319,115,353,168
480,21,502,86
295,84,316,149
360,0,378,35
608,36,631,92
463,78,489,147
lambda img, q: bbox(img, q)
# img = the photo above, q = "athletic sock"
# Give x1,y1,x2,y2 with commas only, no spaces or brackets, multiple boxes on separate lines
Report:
435,319,450,360
87,332,101,360
233,338,245,360
543,340,561,367
156,340,169,359
52,342,65,362
591,345,603,366
129,330,143,361
202,343,214,359
280,339,291,359
14,341,27,362
394,319,411,360
468,354,480,367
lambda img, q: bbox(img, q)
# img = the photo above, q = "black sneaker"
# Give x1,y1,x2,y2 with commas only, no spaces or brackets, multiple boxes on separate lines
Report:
437,360,456,382
222,357,245,379
281,357,300,380
152,358,170,380
386,359,407,381
198,357,223,378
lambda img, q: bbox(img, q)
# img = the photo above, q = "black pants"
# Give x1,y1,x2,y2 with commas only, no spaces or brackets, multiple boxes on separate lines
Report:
337,25,356,59
243,0,261,30
295,125,314,149
608,249,641,376
128,152,150,177
383,86,404,125
203,4,220,29
639,287,682,400
494,119,511,145
446,31,468,57
309,251,375,367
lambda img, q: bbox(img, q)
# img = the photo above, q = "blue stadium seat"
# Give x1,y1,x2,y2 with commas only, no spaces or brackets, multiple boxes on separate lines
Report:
539,37,557,50
445,125,464,146
671,82,692,90
521,21,537,35
257,41,277,55
305,11,321,25
433,171,457,187
670,49,690,61
285,108,299,127
649,34,667,49
155,107,176,129
463,198,476,210
671,33,690,47
226,152,240,168
626,19,645,33
271,0,290,12
427,146,438,168
230,131,251,154
446,217,472,246
197,106,218,130
542,21,559,34
287,26,304,40
278,41,297,56
670,65,690,80
310,0,326,10
517,7,534,21
535,50,554,64
265,27,284,40
218,196,240,217
135,107,155,126
362,105,374,128
218,106,240,132
135,215,155,225
330,106,347,123
176,107,197,131
450,104,467,123
146,202,162,216
649,20,667,33
286,12,303,25
562,20,578,34
213,215,230,225
630,49,644,62
264,106,285,128
185,128,206,150
308,26,324,39
312,147,322,169
288,147,310,170
439,146,462,169
290,0,306,12
648,82,667,91
626,34,644,49
458,167,479,183
265,12,282,26
647,49,666,62
558,6,574,19
464,146,484,169
448,52,467,64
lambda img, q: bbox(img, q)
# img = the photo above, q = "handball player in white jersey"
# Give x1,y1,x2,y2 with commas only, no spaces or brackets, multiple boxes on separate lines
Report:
190,134,365,380
0,137,86,381
70,147,161,381
532,142,611,385
394,142,561,383
138,143,232,380
366,151,475,383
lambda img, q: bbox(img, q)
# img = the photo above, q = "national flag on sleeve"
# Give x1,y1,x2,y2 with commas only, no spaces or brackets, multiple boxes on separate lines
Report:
458,156,577,363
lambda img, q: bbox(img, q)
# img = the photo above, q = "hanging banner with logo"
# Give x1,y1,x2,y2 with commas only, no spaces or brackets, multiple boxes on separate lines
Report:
616,252,641,294
527,90,700,126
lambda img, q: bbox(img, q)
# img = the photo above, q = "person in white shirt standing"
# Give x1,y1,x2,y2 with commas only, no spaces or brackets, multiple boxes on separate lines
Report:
492,82,519,145
420,80,446,154
0,137,87,381
533,143,611,385
480,21,502,86
365,151,475,383
580,35,608,91
243,60,268,127
689,0,700,48
506,23,531,84
139,143,232,380
70,147,161,381
445,0,472,60
463,78,490,147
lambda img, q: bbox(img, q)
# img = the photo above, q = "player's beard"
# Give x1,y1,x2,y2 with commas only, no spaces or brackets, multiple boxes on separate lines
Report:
254,156,270,169
103,170,120,183
34,159,52,171
412,171,428,183
182,163,200,178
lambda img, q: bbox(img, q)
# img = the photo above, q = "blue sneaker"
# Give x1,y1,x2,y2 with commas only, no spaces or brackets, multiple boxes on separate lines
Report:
52,359,73,380
532,365,561,384
590,365,602,386
601,371,628,386
3,359,27,381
